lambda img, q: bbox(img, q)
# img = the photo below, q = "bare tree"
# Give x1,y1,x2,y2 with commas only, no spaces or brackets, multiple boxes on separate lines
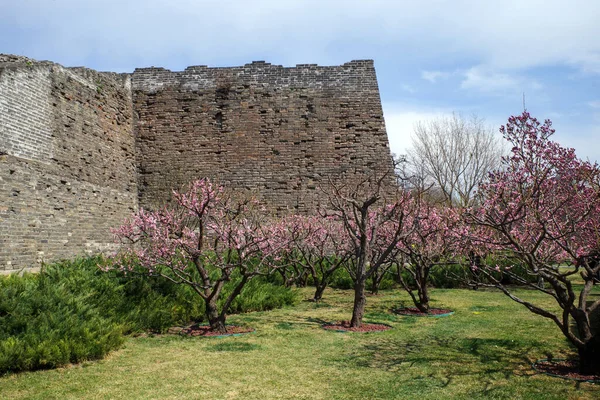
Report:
406,113,504,208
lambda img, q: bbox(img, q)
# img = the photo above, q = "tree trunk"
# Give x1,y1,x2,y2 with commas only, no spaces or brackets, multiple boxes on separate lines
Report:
296,271,308,288
313,283,326,302
205,299,227,333
578,335,600,375
278,269,291,287
411,267,430,313
394,262,402,285
350,276,367,327
537,276,545,289
371,271,384,295
285,276,295,288
416,283,430,313
370,276,378,295
469,251,481,290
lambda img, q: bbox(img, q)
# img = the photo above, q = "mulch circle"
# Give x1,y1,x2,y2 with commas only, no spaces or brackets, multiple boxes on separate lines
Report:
176,324,255,338
322,321,392,333
533,359,600,383
392,307,454,317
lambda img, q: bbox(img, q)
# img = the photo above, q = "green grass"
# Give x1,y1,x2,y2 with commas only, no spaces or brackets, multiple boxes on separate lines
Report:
0,257,297,374
1,287,599,399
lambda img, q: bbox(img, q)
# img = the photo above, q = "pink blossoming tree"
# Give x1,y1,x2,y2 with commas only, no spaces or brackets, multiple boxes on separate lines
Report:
110,178,276,334
275,215,349,302
464,112,600,374
395,199,462,313
325,170,413,327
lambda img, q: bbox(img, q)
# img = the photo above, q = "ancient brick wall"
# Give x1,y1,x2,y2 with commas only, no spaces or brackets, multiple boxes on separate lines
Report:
132,60,393,214
0,56,137,271
1,56,393,271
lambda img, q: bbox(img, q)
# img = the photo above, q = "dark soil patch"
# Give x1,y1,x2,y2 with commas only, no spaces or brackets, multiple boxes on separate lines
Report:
176,324,254,337
322,321,391,332
533,359,600,383
392,307,454,317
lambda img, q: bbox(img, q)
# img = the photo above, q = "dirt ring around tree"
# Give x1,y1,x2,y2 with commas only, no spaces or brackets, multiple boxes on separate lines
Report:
533,359,600,383
391,307,454,317
174,324,255,338
322,321,392,333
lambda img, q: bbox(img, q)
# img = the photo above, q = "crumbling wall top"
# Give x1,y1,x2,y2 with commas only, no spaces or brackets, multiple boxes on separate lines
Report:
131,59,378,92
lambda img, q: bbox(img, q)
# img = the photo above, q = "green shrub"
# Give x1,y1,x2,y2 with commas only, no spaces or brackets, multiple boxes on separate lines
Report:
367,268,397,292
329,268,354,290
428,263,468,289
422,255,537,289
225,277,298,314
0,270,124,374
0,256,297,374
482,254,537,285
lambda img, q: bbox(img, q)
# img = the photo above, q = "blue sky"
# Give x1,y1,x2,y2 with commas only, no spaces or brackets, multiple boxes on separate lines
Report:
2,0,599,162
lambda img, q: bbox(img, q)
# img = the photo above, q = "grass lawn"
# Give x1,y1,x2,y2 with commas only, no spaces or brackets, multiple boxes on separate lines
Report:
1,286,599,399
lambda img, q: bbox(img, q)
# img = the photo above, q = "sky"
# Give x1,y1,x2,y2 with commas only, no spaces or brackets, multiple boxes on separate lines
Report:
1,0,599,162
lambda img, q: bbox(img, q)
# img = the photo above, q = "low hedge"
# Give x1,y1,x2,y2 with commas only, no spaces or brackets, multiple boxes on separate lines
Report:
0,257,297,374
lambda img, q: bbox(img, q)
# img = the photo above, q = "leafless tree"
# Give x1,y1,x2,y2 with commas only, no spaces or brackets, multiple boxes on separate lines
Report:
406,113,504,208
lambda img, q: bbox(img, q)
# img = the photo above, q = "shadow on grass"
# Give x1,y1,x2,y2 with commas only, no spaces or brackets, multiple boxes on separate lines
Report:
330,335,568,398
468,305,500,312
306,317,333,326
206,342,261,352
364,311,400,323
274,322,295,330
334,335,549,381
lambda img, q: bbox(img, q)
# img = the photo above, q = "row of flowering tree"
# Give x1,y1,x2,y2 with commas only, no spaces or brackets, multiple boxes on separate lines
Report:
271,215,349,302
108,112,600,374
270,170,459,324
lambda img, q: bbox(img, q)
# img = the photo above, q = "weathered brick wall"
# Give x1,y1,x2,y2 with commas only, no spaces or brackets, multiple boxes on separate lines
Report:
0,58,53,161
0,56,137,271
132,60,393,214
1,56,393,271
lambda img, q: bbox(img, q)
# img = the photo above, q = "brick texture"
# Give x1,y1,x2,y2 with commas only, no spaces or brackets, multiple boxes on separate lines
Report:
132,60,393,214
0,56,393,271
0,57,137,271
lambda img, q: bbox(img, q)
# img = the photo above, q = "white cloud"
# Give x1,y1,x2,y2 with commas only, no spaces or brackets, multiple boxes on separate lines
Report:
588,101,600,109
381,104,453,157
433,1,600,74
421,70,450,83
460,66,544,95
461,67,519,93
530,81,544,91
401,84,417,94
2,0,600,74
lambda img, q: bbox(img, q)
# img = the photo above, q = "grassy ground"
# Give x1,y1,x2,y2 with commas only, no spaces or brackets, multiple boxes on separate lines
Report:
1,286,599,399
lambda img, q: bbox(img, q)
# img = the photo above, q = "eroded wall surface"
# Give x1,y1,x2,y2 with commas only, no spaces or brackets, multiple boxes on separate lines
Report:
1,56,394,271
132,60,393,214
0,55,137,271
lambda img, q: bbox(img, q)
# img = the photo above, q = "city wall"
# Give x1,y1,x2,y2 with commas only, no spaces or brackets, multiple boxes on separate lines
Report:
0,55,137,271
0,55,392,271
